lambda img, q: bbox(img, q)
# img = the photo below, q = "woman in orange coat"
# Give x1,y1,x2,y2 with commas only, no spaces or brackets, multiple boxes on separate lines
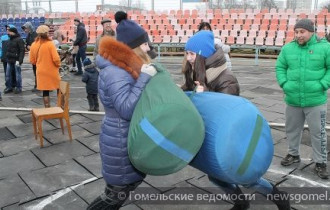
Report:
30,25,61,107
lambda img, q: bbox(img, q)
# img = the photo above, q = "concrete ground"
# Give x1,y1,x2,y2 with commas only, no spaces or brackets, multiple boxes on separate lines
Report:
0,56,329,210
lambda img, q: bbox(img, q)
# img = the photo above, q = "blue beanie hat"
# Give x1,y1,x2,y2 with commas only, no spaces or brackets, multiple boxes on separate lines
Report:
115,11,149,49
185,31,216,58
83,58,92,66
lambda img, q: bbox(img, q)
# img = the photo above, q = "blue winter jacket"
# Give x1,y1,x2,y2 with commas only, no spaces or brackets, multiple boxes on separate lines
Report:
96,55,152,186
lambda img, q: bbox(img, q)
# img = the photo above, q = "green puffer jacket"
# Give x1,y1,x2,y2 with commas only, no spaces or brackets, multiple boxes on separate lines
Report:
276,35,330,107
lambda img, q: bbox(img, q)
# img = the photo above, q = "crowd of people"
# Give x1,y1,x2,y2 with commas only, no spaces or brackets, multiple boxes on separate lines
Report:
0,10,329,210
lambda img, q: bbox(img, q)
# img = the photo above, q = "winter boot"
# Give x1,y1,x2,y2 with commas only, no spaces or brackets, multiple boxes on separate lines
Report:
230,187,250,210
269,185,291,210
87,181,142,210
43,96,50,108
87,94,94,111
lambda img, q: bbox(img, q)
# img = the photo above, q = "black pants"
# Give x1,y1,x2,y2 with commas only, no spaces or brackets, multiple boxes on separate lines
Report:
33,64,37,88
72,54,76,67
87,94,99,111
87,181,142,210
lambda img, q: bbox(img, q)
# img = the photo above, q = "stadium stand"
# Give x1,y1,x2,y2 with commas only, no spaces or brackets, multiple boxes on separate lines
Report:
2,8,327,59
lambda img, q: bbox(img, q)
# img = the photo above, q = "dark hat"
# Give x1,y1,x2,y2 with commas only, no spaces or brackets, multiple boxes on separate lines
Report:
185,30,216,58
74,17,80,22
115,11,149,49
101,18,112,25
8,27,18,34
115,11,127,24
294,19,315,32
83,58,92,66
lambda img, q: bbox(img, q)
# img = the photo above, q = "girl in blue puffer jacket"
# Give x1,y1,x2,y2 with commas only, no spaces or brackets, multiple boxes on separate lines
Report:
87,11,157,210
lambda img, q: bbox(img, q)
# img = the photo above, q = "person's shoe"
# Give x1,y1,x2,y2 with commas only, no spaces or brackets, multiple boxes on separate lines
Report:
270,185,291,210
4,88,13,94
70,67,77,72
14,88,22,94
314,163,329,179
74,71,83,76
0,94,2,101
281,154,301,166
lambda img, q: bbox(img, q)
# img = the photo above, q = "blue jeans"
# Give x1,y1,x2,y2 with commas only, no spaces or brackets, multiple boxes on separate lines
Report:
6,63,22,90
76,45,87,73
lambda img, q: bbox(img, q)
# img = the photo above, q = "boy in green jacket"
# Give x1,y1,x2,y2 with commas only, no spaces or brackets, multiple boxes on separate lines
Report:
276,19,330,179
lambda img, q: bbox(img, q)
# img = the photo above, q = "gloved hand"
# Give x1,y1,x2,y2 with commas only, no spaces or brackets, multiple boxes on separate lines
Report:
15,61,20,66
141,64,157,77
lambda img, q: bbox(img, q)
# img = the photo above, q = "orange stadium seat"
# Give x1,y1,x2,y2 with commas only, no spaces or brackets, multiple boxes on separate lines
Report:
153,35,162,43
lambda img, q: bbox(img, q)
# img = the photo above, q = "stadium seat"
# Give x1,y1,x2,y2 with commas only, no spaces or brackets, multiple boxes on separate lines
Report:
245,37,255,45
275,37,284,46
236,36,245,45
163,35,171,43
180,35,190,43
267,30,276,38
277,30,285,39
258,30,266,38
255,37,264,46
230,30,238,37
153,35,162,43
248,30,257,38
285,36,294,44
239,30,248,37
171,36,180,43
265,37,274,46
226,36,235,45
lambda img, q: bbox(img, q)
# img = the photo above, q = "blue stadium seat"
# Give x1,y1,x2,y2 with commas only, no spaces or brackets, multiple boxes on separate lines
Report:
21,17,26,23
27,17,32,22
39,16,45,23
7,18,14,24
2,18,7,24
14,18,20,24
33,17,39,23
33,22,40,28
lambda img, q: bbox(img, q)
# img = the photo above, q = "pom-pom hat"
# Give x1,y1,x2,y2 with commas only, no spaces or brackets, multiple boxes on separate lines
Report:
115,11,149,49
185,30,216,58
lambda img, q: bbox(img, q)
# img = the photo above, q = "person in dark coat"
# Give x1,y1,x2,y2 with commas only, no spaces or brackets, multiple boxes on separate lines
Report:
4,27,25,94
22,22,38,92
87,11,157,210
73,18,87,76
81,58,99,111
1,24,17,89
